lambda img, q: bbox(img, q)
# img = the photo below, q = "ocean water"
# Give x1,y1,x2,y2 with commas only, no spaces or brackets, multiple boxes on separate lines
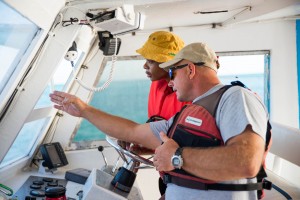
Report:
73,73,265,142
220,74,264,99
73,78,151,141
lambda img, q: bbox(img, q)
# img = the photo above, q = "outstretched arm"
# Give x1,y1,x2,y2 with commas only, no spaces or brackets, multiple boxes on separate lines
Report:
50,91,161,150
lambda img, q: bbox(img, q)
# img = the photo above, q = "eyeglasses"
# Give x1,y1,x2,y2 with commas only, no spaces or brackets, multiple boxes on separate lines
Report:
168,62,205,80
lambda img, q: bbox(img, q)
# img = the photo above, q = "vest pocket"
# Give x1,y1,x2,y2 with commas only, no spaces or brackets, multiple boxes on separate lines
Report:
173,125,221,147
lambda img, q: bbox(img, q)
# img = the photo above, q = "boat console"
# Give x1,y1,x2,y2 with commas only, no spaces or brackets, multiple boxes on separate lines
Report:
5,137,152,200
12,176,68,200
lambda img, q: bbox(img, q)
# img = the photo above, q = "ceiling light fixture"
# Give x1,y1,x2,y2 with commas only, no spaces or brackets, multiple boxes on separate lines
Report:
194,10,228,14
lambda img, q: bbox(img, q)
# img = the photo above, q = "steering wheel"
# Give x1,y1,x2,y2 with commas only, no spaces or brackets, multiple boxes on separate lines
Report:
105,136,154,167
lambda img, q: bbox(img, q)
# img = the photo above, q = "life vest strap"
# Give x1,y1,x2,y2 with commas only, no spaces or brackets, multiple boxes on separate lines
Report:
163,174,272,191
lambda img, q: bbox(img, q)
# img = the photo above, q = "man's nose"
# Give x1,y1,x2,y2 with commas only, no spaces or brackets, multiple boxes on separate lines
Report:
143,62,149,69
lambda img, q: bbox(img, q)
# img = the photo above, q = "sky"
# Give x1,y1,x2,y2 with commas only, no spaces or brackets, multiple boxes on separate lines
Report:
218,55,264,76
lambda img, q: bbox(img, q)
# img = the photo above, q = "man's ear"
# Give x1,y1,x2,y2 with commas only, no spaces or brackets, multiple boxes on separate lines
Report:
188,63,196,79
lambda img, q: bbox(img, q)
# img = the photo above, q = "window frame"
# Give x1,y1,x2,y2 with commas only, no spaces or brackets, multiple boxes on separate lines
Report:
0,26,83,165
68,51,270,150
69,55,147,149
217,50,270,113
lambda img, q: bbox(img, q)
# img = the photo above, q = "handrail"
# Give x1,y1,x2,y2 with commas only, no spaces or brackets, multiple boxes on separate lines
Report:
0,183,13,196
272,183,293,200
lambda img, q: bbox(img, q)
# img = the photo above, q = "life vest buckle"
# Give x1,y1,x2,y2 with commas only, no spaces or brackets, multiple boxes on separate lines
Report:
262,179,272,190
163,174,172,185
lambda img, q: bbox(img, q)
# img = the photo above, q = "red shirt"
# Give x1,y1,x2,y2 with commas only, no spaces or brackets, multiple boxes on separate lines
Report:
148,79,190,120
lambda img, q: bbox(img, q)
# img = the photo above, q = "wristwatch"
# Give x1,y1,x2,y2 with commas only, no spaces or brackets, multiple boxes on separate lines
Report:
171,147,184,169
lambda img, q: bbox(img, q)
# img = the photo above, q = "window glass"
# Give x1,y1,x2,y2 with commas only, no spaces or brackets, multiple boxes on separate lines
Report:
0,46,83,167
218,54,268,107
0,118,48,168
0,1,39,95
73,59,150,142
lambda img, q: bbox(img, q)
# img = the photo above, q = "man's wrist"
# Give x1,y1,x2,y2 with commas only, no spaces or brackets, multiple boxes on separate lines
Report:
171,147,184,169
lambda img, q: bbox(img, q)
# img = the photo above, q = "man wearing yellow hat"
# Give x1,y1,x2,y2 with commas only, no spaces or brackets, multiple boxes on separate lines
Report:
118,31,190,195
135,31,190,195
136,31,190,122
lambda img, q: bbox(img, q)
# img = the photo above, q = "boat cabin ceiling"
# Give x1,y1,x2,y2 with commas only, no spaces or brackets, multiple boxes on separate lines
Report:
5,0,300,30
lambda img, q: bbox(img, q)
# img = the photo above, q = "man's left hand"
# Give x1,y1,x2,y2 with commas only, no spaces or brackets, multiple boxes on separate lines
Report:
153,132,179,171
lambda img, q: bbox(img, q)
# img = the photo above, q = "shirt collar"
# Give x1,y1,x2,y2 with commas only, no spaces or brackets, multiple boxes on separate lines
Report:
192,83,224,103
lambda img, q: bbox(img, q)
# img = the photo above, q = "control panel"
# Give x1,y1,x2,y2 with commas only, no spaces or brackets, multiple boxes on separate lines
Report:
12,176,68,200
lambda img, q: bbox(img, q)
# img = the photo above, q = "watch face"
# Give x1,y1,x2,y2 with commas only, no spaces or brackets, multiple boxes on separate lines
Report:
173,157,180,165
172,155,183,169
172,148,183,169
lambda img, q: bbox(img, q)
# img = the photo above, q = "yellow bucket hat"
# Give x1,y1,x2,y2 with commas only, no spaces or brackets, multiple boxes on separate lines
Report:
136,31,184,63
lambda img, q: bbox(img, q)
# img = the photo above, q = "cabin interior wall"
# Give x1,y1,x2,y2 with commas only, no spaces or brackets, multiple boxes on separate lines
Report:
118,20,299,128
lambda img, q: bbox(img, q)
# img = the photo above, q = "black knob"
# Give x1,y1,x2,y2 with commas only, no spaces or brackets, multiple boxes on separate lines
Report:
98,146,104,152
42,160,48,167
86,12,95,18
98,146,108,167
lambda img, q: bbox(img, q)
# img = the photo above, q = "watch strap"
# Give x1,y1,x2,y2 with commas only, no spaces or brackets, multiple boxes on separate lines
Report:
175,147,184,156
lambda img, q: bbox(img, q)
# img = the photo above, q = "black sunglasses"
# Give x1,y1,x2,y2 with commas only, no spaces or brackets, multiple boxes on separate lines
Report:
168,62,205,80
